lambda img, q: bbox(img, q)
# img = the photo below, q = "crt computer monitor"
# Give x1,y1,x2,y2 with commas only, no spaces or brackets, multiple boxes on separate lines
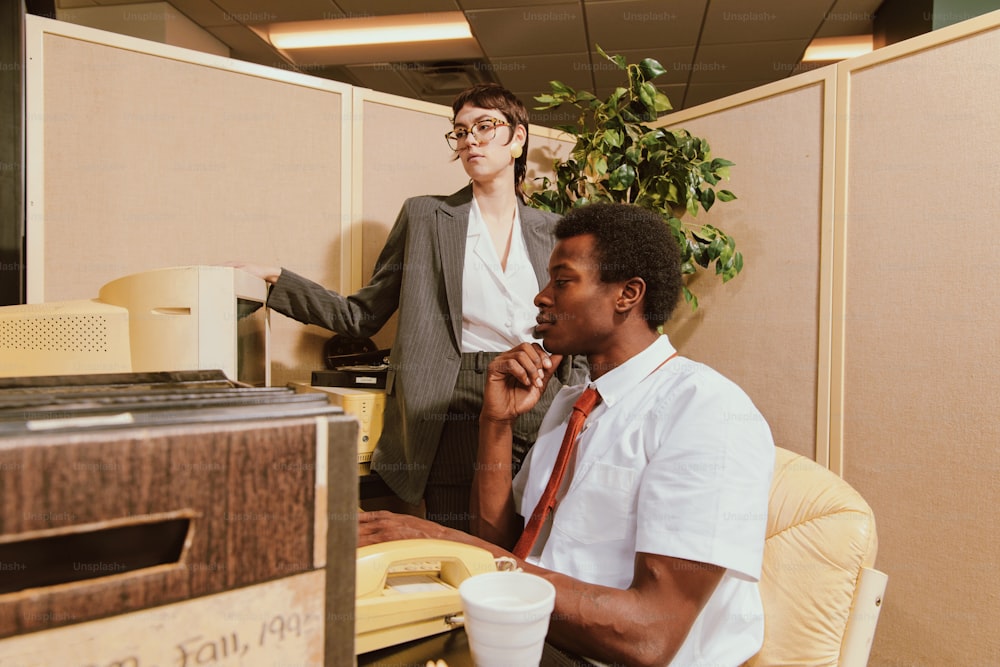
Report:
0,266,269,385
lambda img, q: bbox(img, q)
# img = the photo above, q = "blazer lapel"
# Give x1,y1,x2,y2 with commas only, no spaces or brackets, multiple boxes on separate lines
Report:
436,185,474,352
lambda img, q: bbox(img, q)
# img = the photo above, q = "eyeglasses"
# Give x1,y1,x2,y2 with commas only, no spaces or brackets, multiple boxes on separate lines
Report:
445,118,512,150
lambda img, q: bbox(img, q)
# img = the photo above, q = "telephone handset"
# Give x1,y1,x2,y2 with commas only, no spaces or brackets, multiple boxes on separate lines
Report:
355,538,498,655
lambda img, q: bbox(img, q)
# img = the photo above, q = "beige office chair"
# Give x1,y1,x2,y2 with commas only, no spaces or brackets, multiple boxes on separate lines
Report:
744,447,888,667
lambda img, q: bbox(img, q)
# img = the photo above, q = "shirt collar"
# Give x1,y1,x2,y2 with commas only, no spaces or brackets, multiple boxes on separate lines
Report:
591,335,677,408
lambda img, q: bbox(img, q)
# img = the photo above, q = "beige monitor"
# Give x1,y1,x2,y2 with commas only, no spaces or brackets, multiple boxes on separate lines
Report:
0,266,270,385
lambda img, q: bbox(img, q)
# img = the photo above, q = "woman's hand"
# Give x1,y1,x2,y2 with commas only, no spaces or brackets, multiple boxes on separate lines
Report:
223,261,282,285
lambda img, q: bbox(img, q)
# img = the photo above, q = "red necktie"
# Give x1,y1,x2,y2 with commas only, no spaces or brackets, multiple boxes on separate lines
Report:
513,386,602,559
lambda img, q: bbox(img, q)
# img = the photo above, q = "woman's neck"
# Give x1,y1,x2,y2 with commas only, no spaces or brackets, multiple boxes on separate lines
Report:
472,181,518,270
472,174,515,207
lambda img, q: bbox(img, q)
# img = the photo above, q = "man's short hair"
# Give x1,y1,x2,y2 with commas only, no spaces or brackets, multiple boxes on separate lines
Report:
555,203,682,329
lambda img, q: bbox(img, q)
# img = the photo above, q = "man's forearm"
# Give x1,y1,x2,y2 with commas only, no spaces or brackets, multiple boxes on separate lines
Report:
519,559,703,667
470,418,522,549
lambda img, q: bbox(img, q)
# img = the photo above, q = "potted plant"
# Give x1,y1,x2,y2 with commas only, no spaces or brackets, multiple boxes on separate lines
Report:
528,47,742,309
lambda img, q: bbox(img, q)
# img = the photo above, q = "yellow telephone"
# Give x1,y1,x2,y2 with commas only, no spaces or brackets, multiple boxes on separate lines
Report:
355,538,498,654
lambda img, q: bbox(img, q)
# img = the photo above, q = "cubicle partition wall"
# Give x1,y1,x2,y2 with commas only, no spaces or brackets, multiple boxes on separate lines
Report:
24,16,352,388
354,91,469,352
657,10,1000,665
834,15,1000,665
658,67,836,468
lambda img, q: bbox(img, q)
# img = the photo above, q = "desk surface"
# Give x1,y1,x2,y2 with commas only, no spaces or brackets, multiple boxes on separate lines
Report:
357,629,592,666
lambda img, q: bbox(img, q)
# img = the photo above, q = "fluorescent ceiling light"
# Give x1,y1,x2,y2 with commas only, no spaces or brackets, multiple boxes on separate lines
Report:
268,12,473,50
803,34,874,62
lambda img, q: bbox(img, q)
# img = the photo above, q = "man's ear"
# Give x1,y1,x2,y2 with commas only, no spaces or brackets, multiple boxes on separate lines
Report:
615,277,646,314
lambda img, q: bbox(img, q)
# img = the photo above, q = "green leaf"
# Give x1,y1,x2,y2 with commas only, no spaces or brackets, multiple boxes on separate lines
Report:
609,164,636,190
550,80,575,96
717,190,737,202
683,285,698,310
589,152,608,175
699,188,716,211
638,58,667,81
597,45,627,70
602,128,624,148
686,194,700,217
639,82,658,110
653,92,673,113
534,94,559,109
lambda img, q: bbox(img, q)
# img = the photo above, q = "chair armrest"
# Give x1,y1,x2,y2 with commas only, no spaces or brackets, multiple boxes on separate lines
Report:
840,567,889,667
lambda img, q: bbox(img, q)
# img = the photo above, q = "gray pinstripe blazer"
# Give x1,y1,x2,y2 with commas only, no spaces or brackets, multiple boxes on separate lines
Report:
267,185,585,504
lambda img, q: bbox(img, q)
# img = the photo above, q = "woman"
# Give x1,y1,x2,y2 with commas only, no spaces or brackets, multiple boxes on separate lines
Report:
237,84,586,531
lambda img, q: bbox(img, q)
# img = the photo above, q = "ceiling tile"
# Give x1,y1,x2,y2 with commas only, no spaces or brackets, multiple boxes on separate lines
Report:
205,24,290,66
487,53,594,94
688,40,809,84
467,4,587,57
57,0,99,8
275,40,484,67
333,0,461,15
585,0,707,50
209,0,341,25
345,63,421,98
816,0,881,37
701,0,830,44
168,0,242,27
459,0,577,9
396,61,497,98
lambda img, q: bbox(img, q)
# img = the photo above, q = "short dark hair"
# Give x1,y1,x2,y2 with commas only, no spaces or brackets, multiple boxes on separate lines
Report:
451,83,530,199
555,203,682,329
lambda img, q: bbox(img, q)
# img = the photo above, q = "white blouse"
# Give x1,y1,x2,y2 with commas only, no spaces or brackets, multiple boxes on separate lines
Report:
460,197,541,353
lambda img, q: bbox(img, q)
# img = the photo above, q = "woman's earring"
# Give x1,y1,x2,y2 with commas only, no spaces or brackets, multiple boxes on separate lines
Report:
510,142,523,159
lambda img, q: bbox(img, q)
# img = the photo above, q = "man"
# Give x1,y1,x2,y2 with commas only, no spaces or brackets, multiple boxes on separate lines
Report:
359,202,775,666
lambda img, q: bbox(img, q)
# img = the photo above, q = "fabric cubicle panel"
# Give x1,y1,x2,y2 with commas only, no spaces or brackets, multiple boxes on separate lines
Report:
356,93,468,352
835,12,1000,665
658,70,834,464
25,16,351,388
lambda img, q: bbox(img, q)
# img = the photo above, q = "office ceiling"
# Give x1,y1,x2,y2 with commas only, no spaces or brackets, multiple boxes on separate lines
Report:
54,0,883,125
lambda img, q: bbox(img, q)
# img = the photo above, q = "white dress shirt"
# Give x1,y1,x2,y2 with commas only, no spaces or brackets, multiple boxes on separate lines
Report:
513,335,775,666
460,197,540,353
